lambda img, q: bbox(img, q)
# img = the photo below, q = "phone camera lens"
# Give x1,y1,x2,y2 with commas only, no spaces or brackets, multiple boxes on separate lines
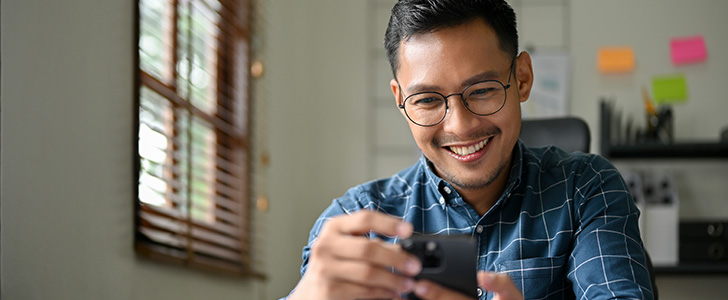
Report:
422,241,441,268
426,241,437,252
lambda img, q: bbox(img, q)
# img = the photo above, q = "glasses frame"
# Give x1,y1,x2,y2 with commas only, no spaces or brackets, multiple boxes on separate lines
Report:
397,58,516,127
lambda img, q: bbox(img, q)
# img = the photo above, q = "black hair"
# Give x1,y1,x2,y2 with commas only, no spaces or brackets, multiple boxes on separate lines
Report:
384,0,518,77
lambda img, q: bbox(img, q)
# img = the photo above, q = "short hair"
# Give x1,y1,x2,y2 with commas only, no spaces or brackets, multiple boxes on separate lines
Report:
384,0,518,77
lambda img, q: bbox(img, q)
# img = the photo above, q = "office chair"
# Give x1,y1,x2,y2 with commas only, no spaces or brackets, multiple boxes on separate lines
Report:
520,116,658,299
520,117,591,153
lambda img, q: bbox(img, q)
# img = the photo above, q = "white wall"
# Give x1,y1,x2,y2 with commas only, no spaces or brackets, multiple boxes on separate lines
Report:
568,0,728,220
570,0,728,143
261,0,372,297
0,0,264,299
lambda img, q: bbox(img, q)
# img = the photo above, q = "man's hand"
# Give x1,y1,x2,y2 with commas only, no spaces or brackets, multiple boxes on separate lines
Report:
288,210,422,300
412,271,523,300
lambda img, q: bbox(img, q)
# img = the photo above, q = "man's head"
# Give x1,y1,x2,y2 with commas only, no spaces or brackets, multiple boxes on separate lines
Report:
385,0,533,198
385,0,518,78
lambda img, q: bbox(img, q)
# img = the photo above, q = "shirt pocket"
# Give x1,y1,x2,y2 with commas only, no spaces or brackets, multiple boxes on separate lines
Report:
496,255,570,299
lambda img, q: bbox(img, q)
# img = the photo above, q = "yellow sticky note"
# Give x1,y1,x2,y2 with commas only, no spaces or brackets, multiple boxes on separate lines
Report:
598,47,635,73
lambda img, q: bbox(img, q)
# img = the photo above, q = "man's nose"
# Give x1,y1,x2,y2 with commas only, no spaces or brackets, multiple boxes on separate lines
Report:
442,95,479,134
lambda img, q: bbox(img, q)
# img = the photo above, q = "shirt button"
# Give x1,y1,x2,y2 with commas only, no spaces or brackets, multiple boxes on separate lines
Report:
477,287,483,297
443,186,452,194
439,197,445,205
476,225,484,233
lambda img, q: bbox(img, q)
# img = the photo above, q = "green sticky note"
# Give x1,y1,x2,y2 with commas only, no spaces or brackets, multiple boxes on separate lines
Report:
652,74,688,104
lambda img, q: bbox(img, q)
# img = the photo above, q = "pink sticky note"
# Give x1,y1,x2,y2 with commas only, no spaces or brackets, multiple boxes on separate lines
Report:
670,35,707,65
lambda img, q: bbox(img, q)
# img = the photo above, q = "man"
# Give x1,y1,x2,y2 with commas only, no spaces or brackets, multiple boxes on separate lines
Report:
286,0,654,299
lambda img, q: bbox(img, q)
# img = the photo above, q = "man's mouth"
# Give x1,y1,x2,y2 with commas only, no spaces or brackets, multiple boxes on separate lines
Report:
447,138,490,156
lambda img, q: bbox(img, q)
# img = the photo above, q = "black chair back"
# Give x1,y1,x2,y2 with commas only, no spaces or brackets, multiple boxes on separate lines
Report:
520,117,591,153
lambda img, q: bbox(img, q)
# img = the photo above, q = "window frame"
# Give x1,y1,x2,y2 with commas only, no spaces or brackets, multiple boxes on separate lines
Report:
133,0,261,278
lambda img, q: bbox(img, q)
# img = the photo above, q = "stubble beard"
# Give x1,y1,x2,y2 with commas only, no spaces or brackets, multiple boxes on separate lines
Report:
439,157,507,191
430,127,507,190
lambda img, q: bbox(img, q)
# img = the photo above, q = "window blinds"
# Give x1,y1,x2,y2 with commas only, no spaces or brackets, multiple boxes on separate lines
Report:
135,0,258,277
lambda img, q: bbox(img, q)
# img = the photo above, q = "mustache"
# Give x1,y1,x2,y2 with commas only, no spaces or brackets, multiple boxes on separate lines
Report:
432,127,501,147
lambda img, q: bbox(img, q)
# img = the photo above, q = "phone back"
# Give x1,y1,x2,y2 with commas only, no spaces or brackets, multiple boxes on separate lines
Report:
401,234,478,299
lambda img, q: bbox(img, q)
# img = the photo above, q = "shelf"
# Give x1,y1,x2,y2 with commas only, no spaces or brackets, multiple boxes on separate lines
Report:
654,263,728,275
607,142,728,159
599,101,728,159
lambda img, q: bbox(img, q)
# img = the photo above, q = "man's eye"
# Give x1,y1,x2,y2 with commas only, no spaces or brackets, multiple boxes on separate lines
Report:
413,97,442,105
470,88,496,96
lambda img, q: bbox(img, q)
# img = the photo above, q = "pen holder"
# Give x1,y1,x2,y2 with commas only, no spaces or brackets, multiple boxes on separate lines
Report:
645,105,674,143
622,169,679,266
641,171,680,266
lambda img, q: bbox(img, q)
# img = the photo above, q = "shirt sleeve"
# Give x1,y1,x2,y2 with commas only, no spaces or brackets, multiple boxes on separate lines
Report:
568,155,655,300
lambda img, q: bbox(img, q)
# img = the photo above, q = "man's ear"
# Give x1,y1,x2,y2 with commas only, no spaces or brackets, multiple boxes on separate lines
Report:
390,78,400,106
391,78,409,118
515,51,534,103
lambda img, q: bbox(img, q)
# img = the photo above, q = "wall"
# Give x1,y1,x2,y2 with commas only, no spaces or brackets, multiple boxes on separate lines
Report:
0,0,265,299
568,0,728,219
0,0,371,299
3,0,726,299
261,0,372,297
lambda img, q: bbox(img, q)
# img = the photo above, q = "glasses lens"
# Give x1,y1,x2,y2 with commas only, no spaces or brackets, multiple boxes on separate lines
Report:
403,92,446,126
463,81,506,115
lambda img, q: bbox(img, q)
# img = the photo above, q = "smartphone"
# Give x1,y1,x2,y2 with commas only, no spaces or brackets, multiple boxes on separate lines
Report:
400,234,478,299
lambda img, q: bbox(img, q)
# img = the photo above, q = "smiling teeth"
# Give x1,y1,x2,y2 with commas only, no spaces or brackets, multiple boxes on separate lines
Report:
450,139,488,156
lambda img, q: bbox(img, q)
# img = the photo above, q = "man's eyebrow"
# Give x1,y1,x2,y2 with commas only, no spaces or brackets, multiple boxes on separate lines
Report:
460,70,501,88
406,83,441,94
405,70,502,94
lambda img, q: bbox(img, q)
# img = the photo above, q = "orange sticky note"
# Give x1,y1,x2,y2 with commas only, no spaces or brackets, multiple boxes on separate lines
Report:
598,47,635,73
670,35,707,65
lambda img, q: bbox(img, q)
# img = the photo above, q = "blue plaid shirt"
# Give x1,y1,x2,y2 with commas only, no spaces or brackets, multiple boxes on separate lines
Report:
297,141,654,300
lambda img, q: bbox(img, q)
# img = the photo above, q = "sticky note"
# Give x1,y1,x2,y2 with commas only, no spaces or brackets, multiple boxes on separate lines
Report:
597,47,635,73
670,35,707,65
652,74,688,104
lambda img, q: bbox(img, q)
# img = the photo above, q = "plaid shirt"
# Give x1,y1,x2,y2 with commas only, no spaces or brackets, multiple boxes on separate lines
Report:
297,141,654,300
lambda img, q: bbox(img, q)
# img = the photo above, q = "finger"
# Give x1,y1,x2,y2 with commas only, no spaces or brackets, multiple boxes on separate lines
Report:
328,259,416,294
478,271,523,300
324,279,401,300
412,280,474,300
324,236,421,276
312,219,421,276
292,268,402,300
328,210,414,238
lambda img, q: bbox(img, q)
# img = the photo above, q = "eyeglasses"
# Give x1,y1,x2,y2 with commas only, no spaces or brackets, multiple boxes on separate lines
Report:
397,59,515,127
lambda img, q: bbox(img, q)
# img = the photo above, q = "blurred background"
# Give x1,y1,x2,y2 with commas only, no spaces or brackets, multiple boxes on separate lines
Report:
2,0,727,299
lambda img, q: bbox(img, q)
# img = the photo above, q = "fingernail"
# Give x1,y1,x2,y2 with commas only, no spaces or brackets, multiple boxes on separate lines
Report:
483,273,496,285
397,222,413,236
414,282,429,296
406,258,421,275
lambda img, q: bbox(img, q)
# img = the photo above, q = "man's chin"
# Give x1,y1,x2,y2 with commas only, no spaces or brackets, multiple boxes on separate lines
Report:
440,162,506,191
447,175,494,190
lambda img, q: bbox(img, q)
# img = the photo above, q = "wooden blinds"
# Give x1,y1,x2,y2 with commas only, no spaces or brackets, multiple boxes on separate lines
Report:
134,0,256,276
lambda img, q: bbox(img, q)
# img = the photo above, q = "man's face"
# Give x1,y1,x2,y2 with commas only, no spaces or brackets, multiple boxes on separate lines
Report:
391,19,532,191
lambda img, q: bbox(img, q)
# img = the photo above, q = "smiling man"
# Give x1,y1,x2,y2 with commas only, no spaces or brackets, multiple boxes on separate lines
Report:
393,18,522,217
285,1,654,299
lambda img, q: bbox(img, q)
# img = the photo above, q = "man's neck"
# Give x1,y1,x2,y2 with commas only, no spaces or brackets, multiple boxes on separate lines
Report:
456,159,511,217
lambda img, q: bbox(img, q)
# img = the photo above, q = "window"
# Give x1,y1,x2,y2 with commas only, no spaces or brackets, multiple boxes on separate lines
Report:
134,0,258,277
